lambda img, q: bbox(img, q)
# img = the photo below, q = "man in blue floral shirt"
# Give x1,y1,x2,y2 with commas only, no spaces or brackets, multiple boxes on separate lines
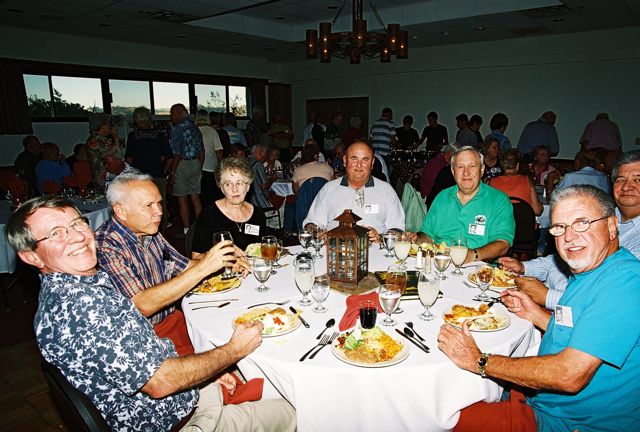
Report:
7,196,295,431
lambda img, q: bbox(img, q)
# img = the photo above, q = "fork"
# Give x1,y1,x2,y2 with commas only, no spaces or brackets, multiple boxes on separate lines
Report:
299,334,330,362
309,332,338,360
191,301,231,311
247,300,290,309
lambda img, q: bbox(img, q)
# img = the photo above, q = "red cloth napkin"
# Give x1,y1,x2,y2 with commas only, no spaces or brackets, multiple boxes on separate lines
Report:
339,292,384,331
221,373,264,405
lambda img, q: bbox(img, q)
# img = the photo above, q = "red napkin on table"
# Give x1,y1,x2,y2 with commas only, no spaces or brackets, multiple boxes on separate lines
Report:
221,372,264,405
338,292,384,331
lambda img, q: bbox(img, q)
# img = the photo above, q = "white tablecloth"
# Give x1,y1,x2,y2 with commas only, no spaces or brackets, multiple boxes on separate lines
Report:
183,247,540,432
0,199,111,273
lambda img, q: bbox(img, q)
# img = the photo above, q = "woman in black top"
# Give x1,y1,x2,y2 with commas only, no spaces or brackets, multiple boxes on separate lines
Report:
191,157,266,256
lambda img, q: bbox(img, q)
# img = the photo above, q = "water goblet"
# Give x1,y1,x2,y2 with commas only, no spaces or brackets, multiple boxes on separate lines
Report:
212,231,236,279
252,257,272,292
272,239,284,269
394,232,411,269
417,272,440,321
311,226,325,259
261,235,278,274
299,230,313,252
382,232,397,258
378,284,401,326
433,248,451,280
386,264,407,314
449,238,468,276
473,265,494,301
311,274,330,313
295,255,315,306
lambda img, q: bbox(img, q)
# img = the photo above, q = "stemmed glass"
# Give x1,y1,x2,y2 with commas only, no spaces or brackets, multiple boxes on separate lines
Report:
386,264,407,314
449,238,468,276
311,226,325,259
261,235,278,274
311,274,330,313
251,257,272,292
295,255,315,306
473,265,494,301
433,248,451,280
299,229,313,252
382,232,397,258
272,239,284,269
212,231,236,280
417,271,440,321
394,232,411,269
378,284,402,326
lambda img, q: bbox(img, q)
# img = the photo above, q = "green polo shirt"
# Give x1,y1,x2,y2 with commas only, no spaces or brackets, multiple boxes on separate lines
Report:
420,183,515,249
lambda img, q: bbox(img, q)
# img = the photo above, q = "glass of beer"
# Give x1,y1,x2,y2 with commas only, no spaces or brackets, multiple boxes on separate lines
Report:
261,235,278,274
212,231,236,279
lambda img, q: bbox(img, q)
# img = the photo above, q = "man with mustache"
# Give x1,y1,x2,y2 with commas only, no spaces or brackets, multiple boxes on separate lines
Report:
439,184,640,431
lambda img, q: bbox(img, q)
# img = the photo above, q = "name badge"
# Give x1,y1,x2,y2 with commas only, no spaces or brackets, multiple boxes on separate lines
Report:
468,224,485,236
364,204,380,214
163,260,175,279
554,305,574,327
245,224,260,236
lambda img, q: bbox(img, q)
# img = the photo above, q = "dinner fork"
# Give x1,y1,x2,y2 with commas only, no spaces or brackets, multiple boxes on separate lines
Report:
191,301,231,311
247,300,291,309
299,334,330,362
309,332,338,360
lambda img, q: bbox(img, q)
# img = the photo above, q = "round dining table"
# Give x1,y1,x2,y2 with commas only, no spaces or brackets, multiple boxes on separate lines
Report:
183,246,540,432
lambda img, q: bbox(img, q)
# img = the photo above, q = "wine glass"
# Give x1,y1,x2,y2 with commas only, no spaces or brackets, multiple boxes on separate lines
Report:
261,235,278,274
382,232,397,258
252,257,272,292
212,231,236,279
311,274,330,313
386,264,407,314
378,284,401,326
449,238,468,276
311,226,325,259
272,239,284,269
394,232,411,269
417,271,440,321
295,255,315,306
433,248,451,280
473,265,494,301
299,229,313,252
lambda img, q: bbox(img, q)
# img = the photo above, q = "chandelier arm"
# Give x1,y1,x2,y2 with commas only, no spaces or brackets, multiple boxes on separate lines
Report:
332,0,348,26
368,0,386,28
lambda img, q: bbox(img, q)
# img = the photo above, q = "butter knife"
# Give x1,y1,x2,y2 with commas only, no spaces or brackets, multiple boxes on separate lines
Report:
192,301,230,311
290,306,310,328
395,329,429,354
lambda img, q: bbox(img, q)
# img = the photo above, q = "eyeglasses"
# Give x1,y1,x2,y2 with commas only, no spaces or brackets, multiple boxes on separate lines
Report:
34,217,90,246
221,181,249,190
548,216,608,237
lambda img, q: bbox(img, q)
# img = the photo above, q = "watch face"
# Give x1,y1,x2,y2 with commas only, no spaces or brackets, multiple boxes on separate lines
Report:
478,357,487,367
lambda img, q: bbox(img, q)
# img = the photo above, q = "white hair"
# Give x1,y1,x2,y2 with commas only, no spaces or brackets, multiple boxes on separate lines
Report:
106,172,153,206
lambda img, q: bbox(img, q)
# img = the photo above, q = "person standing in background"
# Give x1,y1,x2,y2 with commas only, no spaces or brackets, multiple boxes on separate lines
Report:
421,111,449,153
195,109,224,206
270,113,294,163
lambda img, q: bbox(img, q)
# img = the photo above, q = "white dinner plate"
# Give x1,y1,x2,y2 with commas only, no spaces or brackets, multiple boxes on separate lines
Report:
331,333,410,368
232,305,301,337
443,304,511,332
467,272,516,291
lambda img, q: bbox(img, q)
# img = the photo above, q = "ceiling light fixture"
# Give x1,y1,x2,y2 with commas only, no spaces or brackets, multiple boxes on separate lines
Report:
306,0,408,64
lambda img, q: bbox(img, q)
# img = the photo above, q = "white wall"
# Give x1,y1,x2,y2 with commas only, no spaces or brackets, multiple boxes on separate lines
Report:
277,26,640,159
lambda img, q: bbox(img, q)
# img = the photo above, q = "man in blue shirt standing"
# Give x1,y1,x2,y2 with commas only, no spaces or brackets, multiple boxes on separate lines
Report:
517,111,559,162
438,184,640,432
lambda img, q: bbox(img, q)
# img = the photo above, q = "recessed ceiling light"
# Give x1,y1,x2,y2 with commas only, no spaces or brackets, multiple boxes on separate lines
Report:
475,26,486,31
8,8,23,13
552,18,565,22
274,16,284,20
177,34,187,38
233,43,242,46
441,31,450,36
412,35,419,40
99,23,111,27
328,6,338,9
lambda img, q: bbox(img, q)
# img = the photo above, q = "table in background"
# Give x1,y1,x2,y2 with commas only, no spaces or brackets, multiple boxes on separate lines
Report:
184,247,540,432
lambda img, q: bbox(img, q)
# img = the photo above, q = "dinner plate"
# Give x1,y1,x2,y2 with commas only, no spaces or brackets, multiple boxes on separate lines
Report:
467,272,516,290
331,332,410,368
232,305,301,337
192,275,241,294
443,304,511,332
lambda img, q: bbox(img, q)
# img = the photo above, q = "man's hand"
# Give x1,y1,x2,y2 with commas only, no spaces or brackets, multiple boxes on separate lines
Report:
406,231,418,243
497,256,525,274
233,252,251,278
437,322,481,372
515,276,549,307
215,372,237,396
500,288,550,330
228,321,264,358
365,226,380,243
198,240,238,274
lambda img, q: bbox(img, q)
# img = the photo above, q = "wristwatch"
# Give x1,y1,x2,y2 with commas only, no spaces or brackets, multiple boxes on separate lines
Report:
473,249,479,261
478,352,492,378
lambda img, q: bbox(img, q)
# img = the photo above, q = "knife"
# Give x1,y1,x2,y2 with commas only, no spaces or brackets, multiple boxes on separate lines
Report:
192,301,231,311
395,329,430,354
290,306,310,328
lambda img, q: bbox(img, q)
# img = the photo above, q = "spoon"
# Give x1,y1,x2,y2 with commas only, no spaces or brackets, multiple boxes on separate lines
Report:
404,321,426,342
315,318,336,340
403,328,430,352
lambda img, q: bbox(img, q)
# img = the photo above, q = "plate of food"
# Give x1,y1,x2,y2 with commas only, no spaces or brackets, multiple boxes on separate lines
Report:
191,274,241,294
467,268,517,290
232,305,301,337
332,327,409,367
245,243,291,258
443,304,510,332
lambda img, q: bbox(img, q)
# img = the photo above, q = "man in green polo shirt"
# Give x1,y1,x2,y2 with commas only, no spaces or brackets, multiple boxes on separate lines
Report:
413,146,515,263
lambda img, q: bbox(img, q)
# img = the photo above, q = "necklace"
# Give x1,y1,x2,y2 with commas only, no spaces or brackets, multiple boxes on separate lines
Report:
234,221,244,232
223,199,245,232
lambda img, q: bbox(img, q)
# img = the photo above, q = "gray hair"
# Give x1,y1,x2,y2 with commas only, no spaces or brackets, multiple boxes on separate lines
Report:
251,143,266,154
6,195,80,252
132,107,151,126
612,150,640,181
443,142,461,155
350,116,362,128
102,146,123,161
451,145,484,166
195,109,211,126
106,172,153,206
215,157,253,187
550,184,616,219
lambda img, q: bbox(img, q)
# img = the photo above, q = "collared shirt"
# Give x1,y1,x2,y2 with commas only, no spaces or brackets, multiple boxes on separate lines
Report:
556,166,611,194
517,118,560,156
488,130,512,152
35,159,71,194
303,175,405,233
223,125,248,148
248,155,272,209
170,118,203,160
370,117,396,156
36,271,196,431
125,128,172,178
95,217,189,325
581,118,622,151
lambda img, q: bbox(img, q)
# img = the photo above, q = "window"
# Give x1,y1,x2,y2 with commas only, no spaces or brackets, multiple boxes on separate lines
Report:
229,85,248,117
152,82,189,115
195,84,226,112
51,76,103,116
24,74,52,117
109,79,151,116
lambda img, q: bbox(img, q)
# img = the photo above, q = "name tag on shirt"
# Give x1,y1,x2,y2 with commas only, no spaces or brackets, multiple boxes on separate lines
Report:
245,224,260,236
364,204,380,214
554,305,574,327
468,224,485,236
163,260,175,279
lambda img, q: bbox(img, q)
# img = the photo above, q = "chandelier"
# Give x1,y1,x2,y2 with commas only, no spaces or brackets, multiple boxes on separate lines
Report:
305,0,408,64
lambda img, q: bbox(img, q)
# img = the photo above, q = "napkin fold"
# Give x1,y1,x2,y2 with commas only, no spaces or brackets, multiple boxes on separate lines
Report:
338,292,384,331
221,372,264,405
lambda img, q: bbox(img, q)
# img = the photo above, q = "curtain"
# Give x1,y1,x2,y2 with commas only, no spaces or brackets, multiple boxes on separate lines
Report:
0,60,32,135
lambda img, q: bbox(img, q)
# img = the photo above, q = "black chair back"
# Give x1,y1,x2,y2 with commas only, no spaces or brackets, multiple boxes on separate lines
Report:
509,196,539,260
295,177,328,232
41,361,110,432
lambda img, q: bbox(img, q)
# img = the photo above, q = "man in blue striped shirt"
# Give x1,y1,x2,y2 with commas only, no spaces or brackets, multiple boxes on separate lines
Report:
369,107,397,160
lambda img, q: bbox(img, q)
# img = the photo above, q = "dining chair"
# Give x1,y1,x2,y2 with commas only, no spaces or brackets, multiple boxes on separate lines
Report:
508,196,539,260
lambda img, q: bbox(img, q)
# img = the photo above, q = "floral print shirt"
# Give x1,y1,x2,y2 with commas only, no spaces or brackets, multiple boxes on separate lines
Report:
35,271,197,431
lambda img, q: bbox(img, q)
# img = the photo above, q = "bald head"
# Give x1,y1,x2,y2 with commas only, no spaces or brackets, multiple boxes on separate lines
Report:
542,111,556,125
